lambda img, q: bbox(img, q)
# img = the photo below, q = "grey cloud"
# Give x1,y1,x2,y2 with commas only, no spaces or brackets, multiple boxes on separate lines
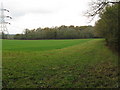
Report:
12,11,26,18
30,9,53,14
11,9,54,18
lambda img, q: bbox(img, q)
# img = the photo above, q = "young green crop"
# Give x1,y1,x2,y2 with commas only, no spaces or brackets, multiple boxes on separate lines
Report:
2,39,92,51
2,39,118,88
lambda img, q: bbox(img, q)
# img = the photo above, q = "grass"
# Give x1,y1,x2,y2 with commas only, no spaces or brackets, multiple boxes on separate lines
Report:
2,39,118,88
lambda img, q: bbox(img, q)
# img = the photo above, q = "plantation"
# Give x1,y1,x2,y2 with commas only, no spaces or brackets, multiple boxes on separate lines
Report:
2,39,118,88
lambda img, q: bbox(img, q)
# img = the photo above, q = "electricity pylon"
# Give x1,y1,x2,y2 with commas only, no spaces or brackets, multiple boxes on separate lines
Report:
0,3,12,39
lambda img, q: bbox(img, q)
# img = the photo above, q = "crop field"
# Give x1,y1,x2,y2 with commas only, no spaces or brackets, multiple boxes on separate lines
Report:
2,39,118,88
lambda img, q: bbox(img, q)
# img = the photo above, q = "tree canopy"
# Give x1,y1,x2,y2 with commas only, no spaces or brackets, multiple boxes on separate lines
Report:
14,25,96,40
94,4,119,53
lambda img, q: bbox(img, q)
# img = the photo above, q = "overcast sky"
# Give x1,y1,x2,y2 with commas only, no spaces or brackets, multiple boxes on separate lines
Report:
1,0,98,34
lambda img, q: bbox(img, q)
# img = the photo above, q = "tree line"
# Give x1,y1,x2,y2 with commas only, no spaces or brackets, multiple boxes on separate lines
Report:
13,25,96,40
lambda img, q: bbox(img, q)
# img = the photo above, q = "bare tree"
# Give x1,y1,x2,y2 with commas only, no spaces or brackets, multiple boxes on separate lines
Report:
85,0,120,22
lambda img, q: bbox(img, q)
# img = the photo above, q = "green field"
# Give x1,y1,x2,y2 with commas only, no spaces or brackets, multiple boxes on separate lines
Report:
2,39,118,88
